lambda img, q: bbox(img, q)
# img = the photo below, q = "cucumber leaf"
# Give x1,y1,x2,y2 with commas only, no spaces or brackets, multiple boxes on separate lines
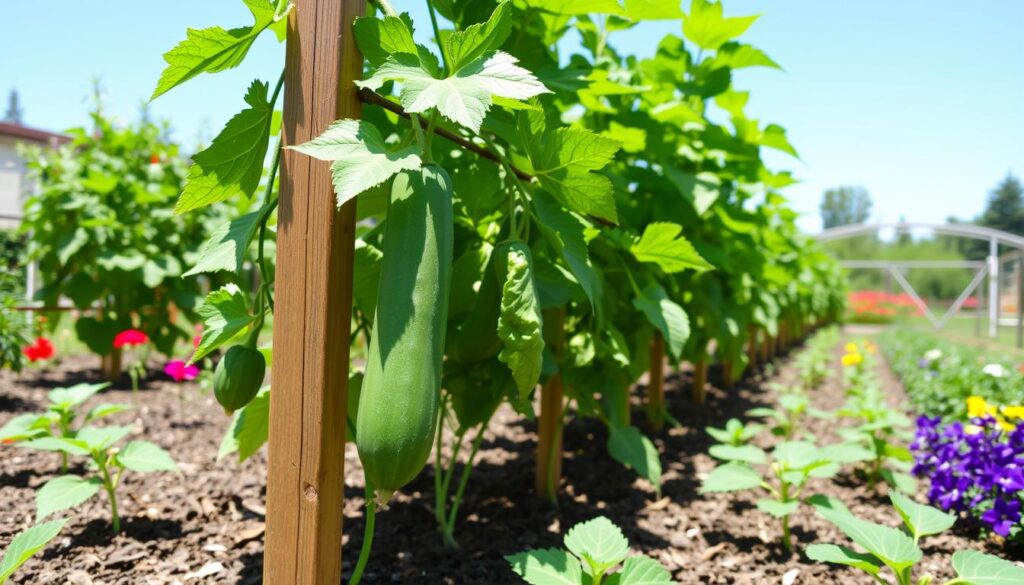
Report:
192,284,256,363
630,222,713,273
496,247,545,398
564,516,630,573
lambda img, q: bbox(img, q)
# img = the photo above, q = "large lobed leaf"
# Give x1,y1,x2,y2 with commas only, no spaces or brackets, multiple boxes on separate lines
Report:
192,284,256,363
630,222,713,273
563,516,630,571
527,128,621,223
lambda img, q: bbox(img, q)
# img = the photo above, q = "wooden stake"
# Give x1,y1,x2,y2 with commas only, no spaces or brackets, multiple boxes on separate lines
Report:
721,358,735,389
645,332,665,431
264,1,363,583
746,325,759,371
691,357,707,404
536,309,565,503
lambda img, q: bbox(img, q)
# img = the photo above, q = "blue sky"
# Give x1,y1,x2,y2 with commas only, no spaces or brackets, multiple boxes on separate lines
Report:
3,1,1022,232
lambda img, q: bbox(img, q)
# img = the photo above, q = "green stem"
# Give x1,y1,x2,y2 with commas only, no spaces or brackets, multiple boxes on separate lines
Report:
781,515,791,551
370,0,398,17
442,424,485,542
434,399,447,530
99,460,120,533
349,481,377,585
425,0,449,75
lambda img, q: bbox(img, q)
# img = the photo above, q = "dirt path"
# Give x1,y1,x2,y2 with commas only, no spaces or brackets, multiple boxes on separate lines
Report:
0,331,1015,584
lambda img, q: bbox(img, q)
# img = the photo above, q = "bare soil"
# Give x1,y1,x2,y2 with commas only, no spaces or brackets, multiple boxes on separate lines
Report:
0,330,1018,584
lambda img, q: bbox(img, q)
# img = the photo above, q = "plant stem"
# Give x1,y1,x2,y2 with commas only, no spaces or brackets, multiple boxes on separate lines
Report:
781,515,791,551
369,0,398,17
99,460,121,533
425,0,449,75
349,481,377,585
442,424,485,544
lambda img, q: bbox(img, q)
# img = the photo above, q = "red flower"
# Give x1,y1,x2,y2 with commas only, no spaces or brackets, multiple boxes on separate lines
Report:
113,329,149,349
23,337,55,362
150,154,160,165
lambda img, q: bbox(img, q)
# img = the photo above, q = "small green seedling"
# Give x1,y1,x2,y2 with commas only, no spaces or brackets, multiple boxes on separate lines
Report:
0,383,129,472
808,492,1024,585
747,392,812,440
506,516,675,585
838,380,916,493
0,518,67,584
702,438,872,550
24,425,177,533
705,418,762,446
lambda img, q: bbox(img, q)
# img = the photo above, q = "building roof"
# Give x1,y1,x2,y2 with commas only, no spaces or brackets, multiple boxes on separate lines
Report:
0,121,70,145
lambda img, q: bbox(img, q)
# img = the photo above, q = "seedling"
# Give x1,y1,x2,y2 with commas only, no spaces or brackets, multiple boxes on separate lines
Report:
747,392,812,440
839,372,916,492
808,492,1024,585
0,382,129,472
23,425,177,533
506,516,674,585
0,519,67,584
702,437,871,550
705,418,762,446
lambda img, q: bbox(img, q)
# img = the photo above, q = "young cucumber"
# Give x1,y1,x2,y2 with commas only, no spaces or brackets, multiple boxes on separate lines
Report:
356,165,454,502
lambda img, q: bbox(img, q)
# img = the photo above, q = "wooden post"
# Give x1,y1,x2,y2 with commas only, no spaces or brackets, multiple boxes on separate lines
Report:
645,332,665,431
536,309,565,503
759,329,770,364
691,357,707,404
721,358,735,389
264,1,363,584
746,325,758,371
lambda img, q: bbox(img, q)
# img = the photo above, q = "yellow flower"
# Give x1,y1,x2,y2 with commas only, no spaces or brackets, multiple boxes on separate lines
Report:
998,419,1016,432
844,342,859,353
1001,405,1024,420
842,353,863,367
967,396,989,418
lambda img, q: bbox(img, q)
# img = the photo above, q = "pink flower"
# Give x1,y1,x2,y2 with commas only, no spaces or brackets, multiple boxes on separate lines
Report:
164,360,199,382
113,329,149,349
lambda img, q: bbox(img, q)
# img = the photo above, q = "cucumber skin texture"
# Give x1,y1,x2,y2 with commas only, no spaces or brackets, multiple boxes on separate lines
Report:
213,345,266,414
356,165,454,494
450,240,528,365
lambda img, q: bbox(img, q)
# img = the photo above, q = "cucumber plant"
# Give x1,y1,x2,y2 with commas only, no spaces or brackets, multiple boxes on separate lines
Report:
22,425,178,533
0,383,129,472
506,516,674,585
808,493,1024,585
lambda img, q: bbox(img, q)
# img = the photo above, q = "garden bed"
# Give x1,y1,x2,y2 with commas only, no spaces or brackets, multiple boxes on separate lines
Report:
0,333,1017,584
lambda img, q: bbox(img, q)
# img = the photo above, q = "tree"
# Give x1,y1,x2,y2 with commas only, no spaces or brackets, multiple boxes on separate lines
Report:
3,89,23,124
978,174,1024,235
820,186,872,229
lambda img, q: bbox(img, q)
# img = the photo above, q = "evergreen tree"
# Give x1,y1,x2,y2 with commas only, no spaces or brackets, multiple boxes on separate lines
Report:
820,185,872,229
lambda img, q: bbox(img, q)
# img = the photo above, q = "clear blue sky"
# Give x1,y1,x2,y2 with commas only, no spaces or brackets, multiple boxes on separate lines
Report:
3,1,1022,233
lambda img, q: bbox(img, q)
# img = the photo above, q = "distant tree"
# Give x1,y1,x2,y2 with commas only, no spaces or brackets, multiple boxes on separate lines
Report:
820,186,872,229
978,174,1024,235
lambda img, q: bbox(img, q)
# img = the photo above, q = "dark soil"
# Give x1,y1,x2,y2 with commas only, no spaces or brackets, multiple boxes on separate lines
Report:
1,330,1019,584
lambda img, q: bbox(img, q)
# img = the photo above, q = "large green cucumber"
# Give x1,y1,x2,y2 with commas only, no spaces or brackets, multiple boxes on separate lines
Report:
356,164,454,501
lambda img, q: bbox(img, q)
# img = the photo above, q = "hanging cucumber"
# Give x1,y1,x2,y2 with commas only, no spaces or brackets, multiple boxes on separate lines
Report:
213,343,266,415
356,164,454,503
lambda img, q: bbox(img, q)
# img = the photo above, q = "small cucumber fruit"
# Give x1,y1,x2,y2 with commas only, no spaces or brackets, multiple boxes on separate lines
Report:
213,344,266,415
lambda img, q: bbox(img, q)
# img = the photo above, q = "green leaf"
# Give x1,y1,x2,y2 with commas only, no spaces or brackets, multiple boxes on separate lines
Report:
496,247,545,398
714,42,781,70
700,462,761,493
683,0,760,51
83,403,132,423
756,499,799,518
0,414,50,443
889,492,955,541
357,51,549,132
116,441,178,473
19,437,90,457
289,119,422,207
630,222,712,273
192,284,255,363
353,14,418,67
617,555,674,585
806,494,851,516
607,424,662,490
632,284,689,361
229,387,270,461
176,80,274,214
0,519,67,583
950,550,1024,585
506,548,584,585
519,0,625,16
665,169,719,216
55,228,88,266
819,443,874,464
527,127,621,223
184,210,262,276
625,0,684,20
76,425,132,450
816,507,922,571
532,192,602,313
709,444,766,464
353,241,384,323
805,544,883,576
564,516,630,570
881,469,917,494
48,382,109,409
36,475,102,520
445,2,513,72
151,0,288,99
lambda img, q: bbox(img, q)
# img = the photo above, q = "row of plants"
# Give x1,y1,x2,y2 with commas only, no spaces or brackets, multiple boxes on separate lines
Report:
701,336,1024,582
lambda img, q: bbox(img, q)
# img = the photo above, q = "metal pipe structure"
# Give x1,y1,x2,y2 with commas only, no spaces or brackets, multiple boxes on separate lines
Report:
990,238,999,338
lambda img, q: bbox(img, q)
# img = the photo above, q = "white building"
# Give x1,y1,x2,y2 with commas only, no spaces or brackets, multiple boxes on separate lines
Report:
0,121,68,229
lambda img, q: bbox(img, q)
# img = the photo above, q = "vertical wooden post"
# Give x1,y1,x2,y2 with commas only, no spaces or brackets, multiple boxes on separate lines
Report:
721,358,735,389
645,332,665,431
759,329,770,364
536,309,565,503
264,1,363,584
746,325,758,371
691,357,707,404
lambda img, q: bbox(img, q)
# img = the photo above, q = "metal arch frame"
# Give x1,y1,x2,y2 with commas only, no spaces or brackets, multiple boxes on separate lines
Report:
815,222,1024,339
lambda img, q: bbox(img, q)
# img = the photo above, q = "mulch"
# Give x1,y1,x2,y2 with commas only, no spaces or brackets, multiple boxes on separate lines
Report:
0,329,1019,584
